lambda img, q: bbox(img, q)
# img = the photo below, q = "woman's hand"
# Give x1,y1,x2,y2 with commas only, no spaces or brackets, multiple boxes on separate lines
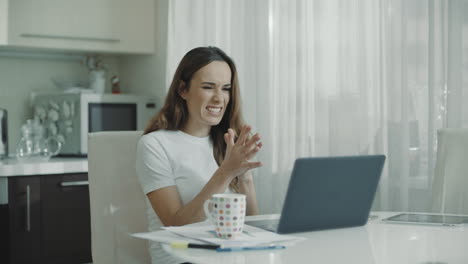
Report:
220,125,263,179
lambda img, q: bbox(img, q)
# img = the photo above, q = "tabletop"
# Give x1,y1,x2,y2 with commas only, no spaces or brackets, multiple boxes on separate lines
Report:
162,212,468,264
0,157,88,177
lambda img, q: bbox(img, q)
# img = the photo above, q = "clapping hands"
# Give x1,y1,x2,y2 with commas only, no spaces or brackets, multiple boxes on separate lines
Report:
220,125,263,178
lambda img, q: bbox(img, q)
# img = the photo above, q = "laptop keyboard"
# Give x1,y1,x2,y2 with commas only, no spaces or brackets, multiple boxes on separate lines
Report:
245,219,280,232
247,215,380,232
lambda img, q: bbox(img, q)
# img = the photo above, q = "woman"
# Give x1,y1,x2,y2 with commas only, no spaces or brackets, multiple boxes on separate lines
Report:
136,46,263,263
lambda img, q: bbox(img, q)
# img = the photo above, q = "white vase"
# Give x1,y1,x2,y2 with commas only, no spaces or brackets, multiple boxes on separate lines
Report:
89,70,106,94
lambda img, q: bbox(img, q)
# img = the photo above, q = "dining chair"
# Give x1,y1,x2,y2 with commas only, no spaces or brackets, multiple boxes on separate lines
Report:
430,128,468,215
88,131,150,264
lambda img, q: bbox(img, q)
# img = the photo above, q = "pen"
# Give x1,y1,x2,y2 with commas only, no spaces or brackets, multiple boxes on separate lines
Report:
170,242,219,250
216,245,286,252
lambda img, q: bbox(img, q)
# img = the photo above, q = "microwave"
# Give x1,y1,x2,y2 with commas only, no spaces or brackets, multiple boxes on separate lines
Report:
32,93,157,156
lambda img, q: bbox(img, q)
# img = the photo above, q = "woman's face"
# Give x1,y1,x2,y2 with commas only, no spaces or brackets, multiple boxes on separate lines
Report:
179,61,232,135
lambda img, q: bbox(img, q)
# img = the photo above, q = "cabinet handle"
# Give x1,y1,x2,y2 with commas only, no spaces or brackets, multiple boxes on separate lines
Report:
26,185,31,232
59,181,89,187
20,33,120,43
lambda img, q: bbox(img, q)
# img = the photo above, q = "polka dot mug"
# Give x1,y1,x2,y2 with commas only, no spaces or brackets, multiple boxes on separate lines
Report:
203,193,246,239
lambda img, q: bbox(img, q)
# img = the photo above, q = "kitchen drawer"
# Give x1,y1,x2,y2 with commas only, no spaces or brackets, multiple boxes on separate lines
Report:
41,173,91,263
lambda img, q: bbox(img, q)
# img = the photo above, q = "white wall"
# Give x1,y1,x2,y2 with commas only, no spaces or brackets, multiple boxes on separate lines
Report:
0,54,119,154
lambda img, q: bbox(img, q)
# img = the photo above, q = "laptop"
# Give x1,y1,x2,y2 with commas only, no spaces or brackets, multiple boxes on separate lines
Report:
245,155,386,234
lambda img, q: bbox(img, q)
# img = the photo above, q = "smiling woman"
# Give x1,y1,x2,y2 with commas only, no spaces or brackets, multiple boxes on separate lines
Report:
178,60,232,137
136,47,263,264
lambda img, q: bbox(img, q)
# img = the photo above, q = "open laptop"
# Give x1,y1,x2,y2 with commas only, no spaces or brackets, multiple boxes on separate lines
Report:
246,155,386,234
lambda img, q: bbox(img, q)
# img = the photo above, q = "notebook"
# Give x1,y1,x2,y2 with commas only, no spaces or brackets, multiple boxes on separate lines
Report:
246,155,386,234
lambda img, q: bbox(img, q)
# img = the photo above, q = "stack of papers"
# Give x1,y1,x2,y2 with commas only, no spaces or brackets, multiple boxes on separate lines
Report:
132,221,304,248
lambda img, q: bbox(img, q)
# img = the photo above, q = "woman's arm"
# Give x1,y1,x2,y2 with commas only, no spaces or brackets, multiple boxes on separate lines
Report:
237,171,259,215
147,125,262,226
147,166,236,226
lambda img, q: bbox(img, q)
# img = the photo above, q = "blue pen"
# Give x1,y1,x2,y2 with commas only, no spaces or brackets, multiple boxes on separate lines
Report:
216,245,286,252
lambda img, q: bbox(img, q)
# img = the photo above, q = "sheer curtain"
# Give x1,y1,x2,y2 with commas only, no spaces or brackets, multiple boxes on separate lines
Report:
166,0,468,214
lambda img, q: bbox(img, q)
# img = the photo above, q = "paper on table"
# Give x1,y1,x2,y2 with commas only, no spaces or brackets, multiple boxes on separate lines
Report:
131,229,205,244
161,224,304,248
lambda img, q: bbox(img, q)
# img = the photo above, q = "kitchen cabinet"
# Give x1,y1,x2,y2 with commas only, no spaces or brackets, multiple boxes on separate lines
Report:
7,176,41,263
0,0,154,54
40,173,91,263
0,173,91,264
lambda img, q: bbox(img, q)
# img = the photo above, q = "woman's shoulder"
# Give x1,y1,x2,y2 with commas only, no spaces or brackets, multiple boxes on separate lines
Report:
137,130,191,158
139,130,210,150
139,130,180,146
142,129,177,138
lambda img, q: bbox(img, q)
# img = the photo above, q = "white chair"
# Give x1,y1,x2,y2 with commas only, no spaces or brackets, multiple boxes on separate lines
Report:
88,131,150,264
430,128,468,215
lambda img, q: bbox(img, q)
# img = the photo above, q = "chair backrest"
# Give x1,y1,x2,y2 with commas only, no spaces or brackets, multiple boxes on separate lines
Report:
431,128,468,215
88,131,150,264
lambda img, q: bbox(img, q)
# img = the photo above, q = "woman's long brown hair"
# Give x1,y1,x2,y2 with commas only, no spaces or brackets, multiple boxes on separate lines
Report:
144,47,244,192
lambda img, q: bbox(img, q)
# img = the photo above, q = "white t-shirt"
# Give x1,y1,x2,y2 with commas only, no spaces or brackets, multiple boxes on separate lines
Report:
136,129,221,264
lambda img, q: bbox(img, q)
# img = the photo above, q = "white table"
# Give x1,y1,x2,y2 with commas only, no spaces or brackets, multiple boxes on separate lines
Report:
162,212,468,264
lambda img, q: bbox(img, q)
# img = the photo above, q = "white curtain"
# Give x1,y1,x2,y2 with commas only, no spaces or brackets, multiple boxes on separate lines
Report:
166,0,468,214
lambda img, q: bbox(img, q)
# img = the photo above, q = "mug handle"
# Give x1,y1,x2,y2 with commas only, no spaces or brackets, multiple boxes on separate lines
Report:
203,199,216,224
46,137,62,156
